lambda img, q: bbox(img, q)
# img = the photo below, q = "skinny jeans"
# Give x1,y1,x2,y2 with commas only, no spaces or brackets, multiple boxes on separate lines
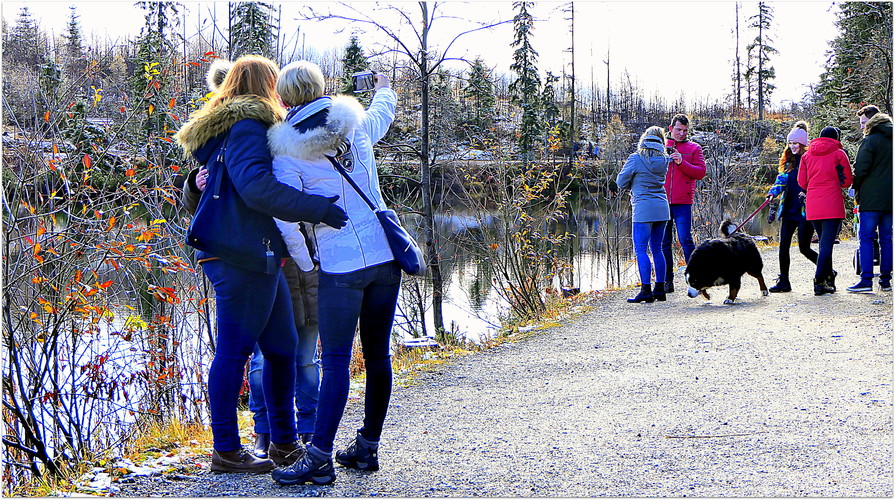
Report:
201,259,298,452
662,204,696,279
811,219,841,281
633,221,667,284
248,262,321,435
777,218,818,277
311,261,401,454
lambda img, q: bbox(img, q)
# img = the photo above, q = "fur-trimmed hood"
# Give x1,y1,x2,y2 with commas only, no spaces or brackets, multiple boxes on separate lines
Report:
267,95,366,160
864,112,893,137
174,96,283,158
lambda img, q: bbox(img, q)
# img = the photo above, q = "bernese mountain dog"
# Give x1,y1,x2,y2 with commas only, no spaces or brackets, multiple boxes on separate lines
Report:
685,220,770,304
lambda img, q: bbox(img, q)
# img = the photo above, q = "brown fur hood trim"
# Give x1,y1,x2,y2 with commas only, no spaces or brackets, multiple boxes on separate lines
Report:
863,113,892,136
174,96,283,156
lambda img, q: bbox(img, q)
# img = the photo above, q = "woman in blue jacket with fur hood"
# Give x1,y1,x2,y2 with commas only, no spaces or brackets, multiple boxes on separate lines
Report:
616,126,671,303
265,61,400,486
174,55,347,474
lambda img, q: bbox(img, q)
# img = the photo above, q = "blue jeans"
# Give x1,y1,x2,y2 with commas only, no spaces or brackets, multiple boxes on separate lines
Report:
662,204,696,279
201,259,297,451
311,261,401,454
633,221,667,284
811,219,841,281
248,323,320,434
859,211,893,281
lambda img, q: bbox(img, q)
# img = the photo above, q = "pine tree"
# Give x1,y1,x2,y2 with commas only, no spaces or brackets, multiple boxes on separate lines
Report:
429,68,462,154
9,7,43,67
230,2,276,59
509,1,541,164
462,57,496,142
541,71,560,130
746,2,777,119
130,2,181,156
62,6,85,77
341,35,369,94
817,2,893,113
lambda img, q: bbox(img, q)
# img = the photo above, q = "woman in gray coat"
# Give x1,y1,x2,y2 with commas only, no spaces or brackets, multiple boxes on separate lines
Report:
616,126,671,303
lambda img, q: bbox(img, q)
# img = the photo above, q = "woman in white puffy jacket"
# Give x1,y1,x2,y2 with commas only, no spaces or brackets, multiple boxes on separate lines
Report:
267,61,399,486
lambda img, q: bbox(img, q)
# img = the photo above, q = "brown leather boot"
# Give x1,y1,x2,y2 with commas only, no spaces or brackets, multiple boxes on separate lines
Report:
268,440,305,466
211,447,275,473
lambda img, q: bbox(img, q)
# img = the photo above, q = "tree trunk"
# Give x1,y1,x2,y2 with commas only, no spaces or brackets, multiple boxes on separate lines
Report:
418,2,446,340
757,2,764,121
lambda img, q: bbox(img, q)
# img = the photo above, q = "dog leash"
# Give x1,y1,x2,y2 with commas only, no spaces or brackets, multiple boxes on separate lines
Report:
732,198,772,234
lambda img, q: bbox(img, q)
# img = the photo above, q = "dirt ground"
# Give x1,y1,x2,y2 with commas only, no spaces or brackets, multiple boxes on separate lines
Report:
120,239,893,497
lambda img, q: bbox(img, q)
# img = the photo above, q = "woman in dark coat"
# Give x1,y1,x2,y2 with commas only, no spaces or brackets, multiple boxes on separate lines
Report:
174,55,346,473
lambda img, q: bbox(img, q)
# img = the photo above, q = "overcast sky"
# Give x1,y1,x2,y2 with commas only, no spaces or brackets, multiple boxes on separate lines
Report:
4,1,841,108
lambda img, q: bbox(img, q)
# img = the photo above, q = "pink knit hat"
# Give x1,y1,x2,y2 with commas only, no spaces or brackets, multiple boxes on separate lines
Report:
786,126,809,146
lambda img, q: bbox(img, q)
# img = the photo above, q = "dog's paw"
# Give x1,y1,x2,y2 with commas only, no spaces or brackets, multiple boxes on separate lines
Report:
761,289,769,297
723,298,737,305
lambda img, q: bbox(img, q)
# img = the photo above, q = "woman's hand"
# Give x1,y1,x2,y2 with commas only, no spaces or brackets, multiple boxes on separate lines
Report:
196,167,209,192
373,72,390,91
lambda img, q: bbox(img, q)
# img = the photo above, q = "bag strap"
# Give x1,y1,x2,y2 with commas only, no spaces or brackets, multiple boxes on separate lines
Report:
325,154,378,212
210,133,230,200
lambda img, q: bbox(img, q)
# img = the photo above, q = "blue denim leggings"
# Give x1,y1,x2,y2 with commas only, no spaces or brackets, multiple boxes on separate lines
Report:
201,259,297,452
248,322,319,435
858,211,893,281
633,221,667,285
811,219,841,281
311,261,401,454
662,204,696,279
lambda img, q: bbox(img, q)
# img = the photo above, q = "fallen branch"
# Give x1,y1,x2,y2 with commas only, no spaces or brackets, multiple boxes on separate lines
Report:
665,431,768,439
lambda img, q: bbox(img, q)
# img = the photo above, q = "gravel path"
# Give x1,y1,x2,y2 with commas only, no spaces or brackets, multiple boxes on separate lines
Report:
121,240,893,497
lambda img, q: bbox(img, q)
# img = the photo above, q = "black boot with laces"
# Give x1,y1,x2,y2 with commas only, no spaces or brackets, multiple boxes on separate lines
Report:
336,432,379,471
271,444,335,485
768,274,791,293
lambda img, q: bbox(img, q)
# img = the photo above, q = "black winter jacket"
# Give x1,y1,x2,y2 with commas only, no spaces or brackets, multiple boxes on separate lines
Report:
853,113,893,212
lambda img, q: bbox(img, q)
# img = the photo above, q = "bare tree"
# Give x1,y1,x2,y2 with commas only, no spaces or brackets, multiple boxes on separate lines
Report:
302,2,509,341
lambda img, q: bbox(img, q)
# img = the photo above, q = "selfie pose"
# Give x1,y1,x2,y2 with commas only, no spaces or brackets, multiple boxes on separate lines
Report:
174,55,346,473
265,61,399,486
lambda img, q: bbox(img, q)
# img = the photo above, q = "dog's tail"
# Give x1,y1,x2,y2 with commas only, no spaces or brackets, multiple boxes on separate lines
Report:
720,219,737,237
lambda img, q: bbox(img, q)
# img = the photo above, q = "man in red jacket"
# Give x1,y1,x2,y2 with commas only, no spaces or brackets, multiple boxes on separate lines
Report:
662,114,707,292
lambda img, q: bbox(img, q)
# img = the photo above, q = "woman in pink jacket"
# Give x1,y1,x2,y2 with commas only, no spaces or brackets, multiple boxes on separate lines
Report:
797,126,853,295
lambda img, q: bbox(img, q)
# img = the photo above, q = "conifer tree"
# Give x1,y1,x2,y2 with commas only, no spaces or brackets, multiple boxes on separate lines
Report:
746,2,777,120
462,57,496,141
8,7,43,67
230,2,276,59
817,2,893,113
541,71,560,130
341,35,369,94
62,6,85,77
509,1,541,164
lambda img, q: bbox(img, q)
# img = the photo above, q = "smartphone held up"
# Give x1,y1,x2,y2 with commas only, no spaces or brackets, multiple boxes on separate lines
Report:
352,71,376,93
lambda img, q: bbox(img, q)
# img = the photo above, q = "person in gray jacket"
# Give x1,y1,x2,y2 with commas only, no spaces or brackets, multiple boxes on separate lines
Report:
616,126,672,303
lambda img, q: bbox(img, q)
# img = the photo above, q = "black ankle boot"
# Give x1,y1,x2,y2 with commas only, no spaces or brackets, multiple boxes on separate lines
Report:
253,433,270,459
652,282,666,301
814,277,835,296
769,274,791,293
627,284,654,303
336,432,380,471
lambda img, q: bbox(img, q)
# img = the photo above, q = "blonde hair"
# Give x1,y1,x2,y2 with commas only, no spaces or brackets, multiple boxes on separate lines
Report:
277,60,326,107
637,126,667,157
203,55,284,120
